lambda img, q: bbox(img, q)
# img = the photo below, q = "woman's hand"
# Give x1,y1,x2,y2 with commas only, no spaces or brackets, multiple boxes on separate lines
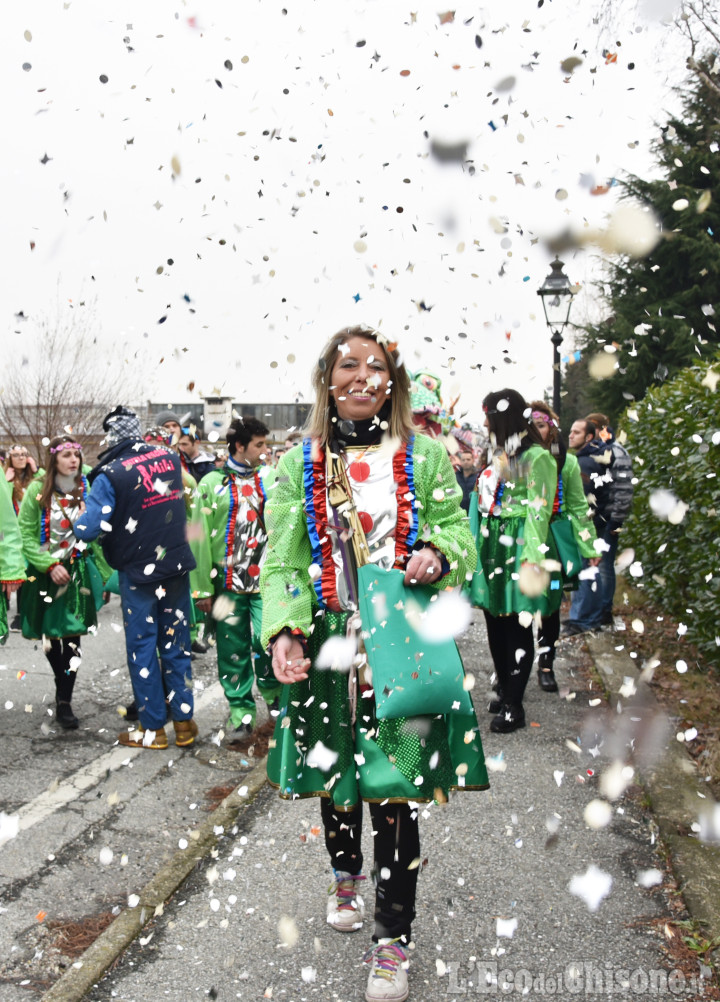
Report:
49,564,71,586
2,580,21,598
271,633,310,684
404,547,443,586
589,556,601,567
195,597,213,615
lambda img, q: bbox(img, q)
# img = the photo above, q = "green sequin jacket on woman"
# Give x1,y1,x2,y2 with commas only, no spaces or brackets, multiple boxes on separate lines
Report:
260,432,489,808
17,474,109,640
469,443,564,617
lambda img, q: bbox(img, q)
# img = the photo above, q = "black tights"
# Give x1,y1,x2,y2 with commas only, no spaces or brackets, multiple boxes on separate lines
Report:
483,611,533,706
46,636,81,703
538,609,560,667
320,797,420,943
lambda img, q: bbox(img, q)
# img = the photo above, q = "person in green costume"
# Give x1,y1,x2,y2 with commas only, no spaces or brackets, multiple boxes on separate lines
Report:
190,416,281,739
18,436,105,730
4,444,41,630
260,325,488,1002
469,389,562,734
530,401,599,693
0,478,26,643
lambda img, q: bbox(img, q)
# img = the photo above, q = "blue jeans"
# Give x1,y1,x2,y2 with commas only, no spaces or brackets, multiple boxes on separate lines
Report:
119,572,194,730
568,559,603,631
598,525,620,620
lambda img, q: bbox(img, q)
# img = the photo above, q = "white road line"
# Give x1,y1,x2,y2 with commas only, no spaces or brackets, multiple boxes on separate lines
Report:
13,681,225,835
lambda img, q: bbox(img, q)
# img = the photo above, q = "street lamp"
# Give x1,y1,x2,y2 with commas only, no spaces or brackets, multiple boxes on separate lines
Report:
537,257,575,417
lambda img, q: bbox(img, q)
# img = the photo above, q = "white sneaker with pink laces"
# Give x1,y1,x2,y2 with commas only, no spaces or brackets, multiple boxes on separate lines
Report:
326,870,365,932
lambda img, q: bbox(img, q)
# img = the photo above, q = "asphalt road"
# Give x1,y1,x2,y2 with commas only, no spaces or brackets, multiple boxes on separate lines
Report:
0,600,714,1001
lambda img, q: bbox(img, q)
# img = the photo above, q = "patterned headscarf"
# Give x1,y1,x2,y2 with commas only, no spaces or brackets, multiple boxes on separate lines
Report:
103,406,142,447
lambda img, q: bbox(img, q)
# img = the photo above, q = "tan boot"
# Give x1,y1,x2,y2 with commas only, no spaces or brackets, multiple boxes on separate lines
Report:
118,725,169,750
173,719,199,747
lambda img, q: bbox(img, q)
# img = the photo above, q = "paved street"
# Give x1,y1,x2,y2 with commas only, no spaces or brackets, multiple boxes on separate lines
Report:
0,600,716,1001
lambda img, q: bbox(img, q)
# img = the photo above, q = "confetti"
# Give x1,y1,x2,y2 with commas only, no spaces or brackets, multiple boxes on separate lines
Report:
568,864,612,912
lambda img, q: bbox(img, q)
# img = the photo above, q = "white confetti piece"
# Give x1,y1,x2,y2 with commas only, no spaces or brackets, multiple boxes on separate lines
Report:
278,915,299,948
496,917,517,938
0,812,20,847
568,864,612,912
637,868,663,887
98,847,114,865
584,799,612,830
407,589,472,642
315,635,356,671
306,741,338,771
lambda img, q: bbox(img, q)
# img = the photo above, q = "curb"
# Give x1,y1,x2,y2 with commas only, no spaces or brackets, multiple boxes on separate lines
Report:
40,757,269,1002
585,631,720,945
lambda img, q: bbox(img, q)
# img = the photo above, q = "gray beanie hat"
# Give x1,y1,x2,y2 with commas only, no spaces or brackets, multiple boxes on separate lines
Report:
155,409,183,427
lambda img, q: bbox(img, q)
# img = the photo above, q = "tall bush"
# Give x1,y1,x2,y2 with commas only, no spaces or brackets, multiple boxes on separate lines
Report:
623,356,720,663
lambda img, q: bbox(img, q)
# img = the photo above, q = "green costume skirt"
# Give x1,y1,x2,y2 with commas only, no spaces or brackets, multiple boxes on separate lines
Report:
469,514,563,618
20,558,105,640
267,610,489,809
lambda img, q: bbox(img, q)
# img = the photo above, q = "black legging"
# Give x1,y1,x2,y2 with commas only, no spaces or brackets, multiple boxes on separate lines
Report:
46,636,81,703
538,609,560,668
483,611,533,706
320,797,420,943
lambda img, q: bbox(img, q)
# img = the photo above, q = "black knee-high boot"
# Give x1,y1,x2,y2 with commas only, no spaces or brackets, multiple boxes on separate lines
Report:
47,637,80,728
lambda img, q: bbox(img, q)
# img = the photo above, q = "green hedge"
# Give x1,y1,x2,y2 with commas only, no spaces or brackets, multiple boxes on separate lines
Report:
622,355,720,664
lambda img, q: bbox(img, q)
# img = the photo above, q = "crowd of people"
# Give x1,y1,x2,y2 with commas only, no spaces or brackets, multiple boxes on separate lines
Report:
0,326,633,1002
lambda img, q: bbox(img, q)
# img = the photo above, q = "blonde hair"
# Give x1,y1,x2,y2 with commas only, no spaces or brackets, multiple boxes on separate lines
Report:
304,326,414,446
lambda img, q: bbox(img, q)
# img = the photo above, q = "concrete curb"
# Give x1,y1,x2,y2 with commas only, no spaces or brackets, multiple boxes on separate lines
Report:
585,631,720,944
40,757,269,1002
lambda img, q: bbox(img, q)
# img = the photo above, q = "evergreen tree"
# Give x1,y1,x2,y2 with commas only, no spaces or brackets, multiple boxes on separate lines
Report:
576,59,720,422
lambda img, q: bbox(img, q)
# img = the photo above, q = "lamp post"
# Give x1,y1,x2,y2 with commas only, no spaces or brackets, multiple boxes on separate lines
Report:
537,257,575,417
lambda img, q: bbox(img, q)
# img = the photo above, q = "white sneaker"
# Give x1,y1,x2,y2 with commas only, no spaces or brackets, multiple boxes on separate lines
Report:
364,940,409,1002
326,870,365,932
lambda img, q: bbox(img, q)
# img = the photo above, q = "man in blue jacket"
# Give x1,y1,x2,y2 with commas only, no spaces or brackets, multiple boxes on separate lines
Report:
74,406,198,750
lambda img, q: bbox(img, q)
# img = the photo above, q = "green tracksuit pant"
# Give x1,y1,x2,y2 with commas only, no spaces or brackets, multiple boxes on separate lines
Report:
215,591,280,728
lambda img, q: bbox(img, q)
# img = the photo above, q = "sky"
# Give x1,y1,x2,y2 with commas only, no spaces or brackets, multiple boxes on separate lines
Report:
2,0,687,425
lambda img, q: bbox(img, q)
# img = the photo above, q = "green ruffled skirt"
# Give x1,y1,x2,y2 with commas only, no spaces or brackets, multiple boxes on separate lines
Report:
469,513,563,617
20,558,105,640
267,610,489,808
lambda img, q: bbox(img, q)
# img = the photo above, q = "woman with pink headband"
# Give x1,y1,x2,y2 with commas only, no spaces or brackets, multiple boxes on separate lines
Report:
17,435,107,730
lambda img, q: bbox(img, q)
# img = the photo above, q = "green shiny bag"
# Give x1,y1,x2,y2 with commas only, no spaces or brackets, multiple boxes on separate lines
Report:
357,565,474,720
549,517,583,579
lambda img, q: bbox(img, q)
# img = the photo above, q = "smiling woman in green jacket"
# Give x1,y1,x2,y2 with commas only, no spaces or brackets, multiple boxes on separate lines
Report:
259,325,487,1002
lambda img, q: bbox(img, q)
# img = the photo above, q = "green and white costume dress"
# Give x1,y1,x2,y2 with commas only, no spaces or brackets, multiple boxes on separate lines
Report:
260,433,488,809
18,475,106,640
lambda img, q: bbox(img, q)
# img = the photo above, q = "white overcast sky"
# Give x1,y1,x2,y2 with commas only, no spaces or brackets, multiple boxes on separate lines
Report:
2,0,685,421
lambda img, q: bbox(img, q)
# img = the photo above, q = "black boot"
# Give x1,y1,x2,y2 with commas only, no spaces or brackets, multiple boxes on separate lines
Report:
490,703,526,733
56,701,79,730
537,667,558,692
537,648,558,692
487,691,504,714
